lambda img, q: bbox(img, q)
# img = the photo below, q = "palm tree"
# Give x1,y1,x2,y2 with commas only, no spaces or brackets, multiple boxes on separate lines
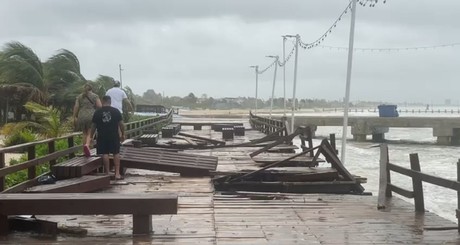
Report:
3,101,70,139
0,42,86,122
93,75,116,98
44,49,86,116
123,86,136,122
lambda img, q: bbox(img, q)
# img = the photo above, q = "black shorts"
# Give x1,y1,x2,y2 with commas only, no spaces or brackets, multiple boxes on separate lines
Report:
96,138,120,155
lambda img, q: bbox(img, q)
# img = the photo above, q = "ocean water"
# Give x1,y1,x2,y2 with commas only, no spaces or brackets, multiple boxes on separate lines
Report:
288,107,460,223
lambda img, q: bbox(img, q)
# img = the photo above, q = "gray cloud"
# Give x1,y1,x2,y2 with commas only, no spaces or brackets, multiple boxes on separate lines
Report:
1,0,459,104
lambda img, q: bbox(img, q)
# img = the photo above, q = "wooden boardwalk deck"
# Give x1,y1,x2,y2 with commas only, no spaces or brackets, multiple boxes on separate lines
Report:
1,118,460,244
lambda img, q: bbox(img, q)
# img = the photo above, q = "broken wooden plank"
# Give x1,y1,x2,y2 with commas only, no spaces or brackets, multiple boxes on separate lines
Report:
24,175,110,193
229,145,320,183
178,132,225,146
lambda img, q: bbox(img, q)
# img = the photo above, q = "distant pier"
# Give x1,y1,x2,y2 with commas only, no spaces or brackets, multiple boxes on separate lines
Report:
282,115,460,145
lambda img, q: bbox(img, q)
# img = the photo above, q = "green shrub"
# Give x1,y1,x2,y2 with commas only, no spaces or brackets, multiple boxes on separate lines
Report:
3,128,37,147
4,136,84,189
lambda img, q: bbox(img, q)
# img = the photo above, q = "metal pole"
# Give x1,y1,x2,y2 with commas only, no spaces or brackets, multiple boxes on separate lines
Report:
291,35,300,133
268,56,279,118
341,0,357,165
119,64,123,88
282,36,287,117
250,66,259,114
255,67,259,114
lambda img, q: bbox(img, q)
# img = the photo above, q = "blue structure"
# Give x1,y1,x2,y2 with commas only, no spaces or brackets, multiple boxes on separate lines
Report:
378,104,399,117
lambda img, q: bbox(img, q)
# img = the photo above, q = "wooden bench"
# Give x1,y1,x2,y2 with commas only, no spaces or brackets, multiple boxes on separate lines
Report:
222,127,234,140
119,147,218,176
139,134,159,146
234,125,245,136
51,156,102,180
161,124,181,138
0,193,178,235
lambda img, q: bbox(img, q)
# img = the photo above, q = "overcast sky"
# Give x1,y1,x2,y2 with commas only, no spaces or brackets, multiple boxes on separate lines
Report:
1,0,459,104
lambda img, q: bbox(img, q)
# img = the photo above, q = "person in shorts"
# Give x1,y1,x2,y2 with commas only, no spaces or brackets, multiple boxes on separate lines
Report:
88,95,125,179
72,83,101,154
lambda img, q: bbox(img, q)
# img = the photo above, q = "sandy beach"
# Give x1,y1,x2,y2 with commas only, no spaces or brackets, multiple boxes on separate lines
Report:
177,108,308,118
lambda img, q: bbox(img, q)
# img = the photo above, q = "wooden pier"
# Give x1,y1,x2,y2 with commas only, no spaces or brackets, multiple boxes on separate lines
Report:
1,115,460,244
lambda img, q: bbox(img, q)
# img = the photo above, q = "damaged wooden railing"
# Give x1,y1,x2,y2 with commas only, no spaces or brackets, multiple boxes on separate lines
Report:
377,144,460,232
249,111,287,136
125,109,173,138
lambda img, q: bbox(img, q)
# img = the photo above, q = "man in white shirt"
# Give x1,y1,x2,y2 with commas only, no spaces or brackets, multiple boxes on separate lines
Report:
105,80,133,114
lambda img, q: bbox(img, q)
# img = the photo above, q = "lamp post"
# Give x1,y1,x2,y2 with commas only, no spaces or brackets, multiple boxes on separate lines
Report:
282,36,287,117
341,0,357,165
285,34,300,133
249,65,259,114
266,55,279,118
119,64,123,88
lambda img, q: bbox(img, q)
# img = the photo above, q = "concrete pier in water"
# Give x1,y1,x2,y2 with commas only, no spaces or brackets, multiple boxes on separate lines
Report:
287,116,460,145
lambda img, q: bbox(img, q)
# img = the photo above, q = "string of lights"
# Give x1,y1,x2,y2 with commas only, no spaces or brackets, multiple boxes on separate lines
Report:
257,59,278,74
318,42,460,52
251,0,387,72
299,0,385,50
278,40,296,67
358,0,387,7
299,1,353,50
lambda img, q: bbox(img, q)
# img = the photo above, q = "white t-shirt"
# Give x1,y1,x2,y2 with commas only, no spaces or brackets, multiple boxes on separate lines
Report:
105,87,127,113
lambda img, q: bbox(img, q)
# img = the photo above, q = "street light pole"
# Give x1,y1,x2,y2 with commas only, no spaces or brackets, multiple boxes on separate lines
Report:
341,0,358,165
285,34,300,133
267,55,279,118
282,36,287,117
250,66,259,114
119,64,123,88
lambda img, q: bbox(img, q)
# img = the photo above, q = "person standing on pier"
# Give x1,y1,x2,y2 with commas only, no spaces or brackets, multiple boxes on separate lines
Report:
73,83,102,155
105,80,133,114
88,95,125,180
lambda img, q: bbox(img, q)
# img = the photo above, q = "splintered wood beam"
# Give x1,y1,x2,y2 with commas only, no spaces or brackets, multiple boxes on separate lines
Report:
250,127,302,158
229,145,320,183
178,132,225,146
320,139,355,181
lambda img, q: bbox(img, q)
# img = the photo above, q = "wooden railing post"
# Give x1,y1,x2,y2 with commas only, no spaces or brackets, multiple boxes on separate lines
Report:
410,153,425,213
385,149,392,198
457,159,460,233
48,141,56,166
378,144,389,209
27,145,36,180
68,136,75,158
0,153,5,191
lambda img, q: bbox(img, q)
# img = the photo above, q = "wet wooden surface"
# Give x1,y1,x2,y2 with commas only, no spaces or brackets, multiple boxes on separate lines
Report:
1,118,460,244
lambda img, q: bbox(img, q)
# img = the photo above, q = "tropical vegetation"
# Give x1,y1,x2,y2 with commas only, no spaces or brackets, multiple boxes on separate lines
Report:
0,41,135,126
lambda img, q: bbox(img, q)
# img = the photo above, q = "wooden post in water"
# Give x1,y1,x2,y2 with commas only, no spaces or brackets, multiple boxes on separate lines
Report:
410,153,425,213
378,144,389,209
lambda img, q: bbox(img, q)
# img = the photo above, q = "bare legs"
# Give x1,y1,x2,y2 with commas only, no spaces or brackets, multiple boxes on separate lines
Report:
84,128,93,147
102,153,121,179
102,154,110,174
113,153,121,179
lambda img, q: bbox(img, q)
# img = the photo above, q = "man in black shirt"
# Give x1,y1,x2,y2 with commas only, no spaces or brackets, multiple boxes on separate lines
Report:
88,95,125,179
